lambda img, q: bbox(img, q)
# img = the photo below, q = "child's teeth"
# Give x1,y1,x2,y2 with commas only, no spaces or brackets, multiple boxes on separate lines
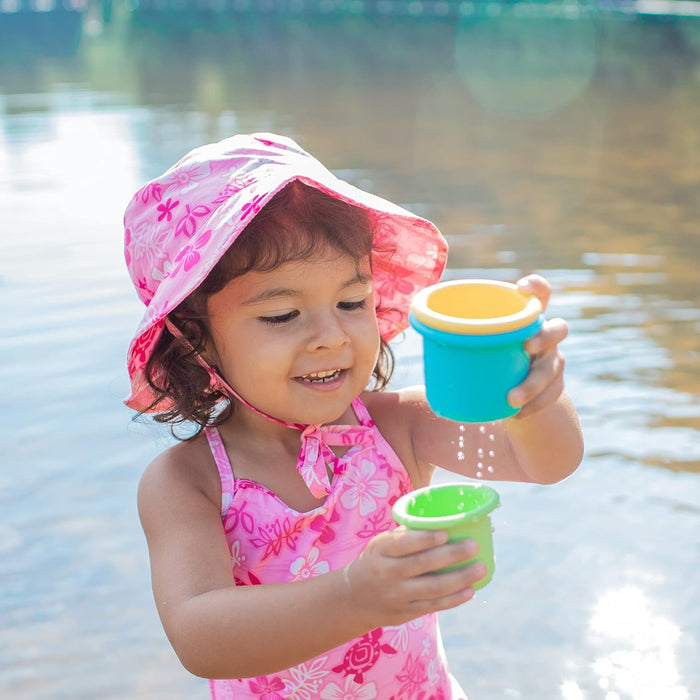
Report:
303,370,340,381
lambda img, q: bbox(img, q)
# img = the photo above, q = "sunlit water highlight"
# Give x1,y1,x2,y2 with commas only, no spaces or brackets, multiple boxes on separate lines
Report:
1,8,699,699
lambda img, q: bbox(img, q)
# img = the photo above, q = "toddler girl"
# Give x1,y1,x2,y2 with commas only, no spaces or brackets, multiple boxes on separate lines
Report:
124,133,583,699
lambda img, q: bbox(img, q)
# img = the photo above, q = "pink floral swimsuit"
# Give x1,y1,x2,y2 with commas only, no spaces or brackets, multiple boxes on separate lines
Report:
205,397,467,700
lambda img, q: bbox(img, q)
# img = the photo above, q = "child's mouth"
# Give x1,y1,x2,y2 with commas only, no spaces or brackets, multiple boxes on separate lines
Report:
297,369,343,384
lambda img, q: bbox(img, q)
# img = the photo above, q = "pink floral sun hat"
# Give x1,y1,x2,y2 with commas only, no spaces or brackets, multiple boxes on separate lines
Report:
124,133,448,413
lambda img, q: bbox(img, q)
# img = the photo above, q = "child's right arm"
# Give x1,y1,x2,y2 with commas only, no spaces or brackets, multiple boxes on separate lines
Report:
138,442,485,680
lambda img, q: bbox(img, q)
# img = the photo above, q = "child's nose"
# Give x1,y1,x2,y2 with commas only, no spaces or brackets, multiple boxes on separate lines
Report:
306,312,350,352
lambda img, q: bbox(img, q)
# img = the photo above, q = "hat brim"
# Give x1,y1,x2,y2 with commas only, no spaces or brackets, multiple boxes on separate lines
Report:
125,169,447,413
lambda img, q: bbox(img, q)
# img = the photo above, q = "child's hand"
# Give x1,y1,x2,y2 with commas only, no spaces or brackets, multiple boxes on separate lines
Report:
507,274,568,419
345,527,486,628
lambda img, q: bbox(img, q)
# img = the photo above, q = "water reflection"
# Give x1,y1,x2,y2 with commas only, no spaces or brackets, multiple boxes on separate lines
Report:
1,5,699,699
590,586,687,699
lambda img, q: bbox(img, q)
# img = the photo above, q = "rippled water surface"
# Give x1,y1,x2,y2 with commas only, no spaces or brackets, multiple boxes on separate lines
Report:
1,6,699,699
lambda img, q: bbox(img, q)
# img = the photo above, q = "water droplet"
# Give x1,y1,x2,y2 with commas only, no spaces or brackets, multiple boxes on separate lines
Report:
458,436,465,448
477,448,484,458
479,425,486,434
488,433,495,442
488,450,495,458
457,451,465,461
476,471,483,478
477,462,483,469
459,424,465,433
487,465,495,473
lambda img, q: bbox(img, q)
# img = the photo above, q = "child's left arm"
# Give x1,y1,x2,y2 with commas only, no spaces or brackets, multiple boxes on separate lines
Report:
377,274,584,488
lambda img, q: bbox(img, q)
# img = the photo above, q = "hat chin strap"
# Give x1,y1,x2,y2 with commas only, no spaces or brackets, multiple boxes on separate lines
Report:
163,318,373,499
164,318,304,432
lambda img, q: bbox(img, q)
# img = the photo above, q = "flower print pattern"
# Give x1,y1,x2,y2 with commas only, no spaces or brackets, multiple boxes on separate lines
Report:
162,159,211,194
340,459,389,517
212,183,239,205
357,505,394,539
309,507,339,544
397,472,413,499
168,229,212,278
124,220,170,295
127,323,161,374
157,197,179,222
249,676,286,699
375,264,415,298
282,657,329,699
225,498,255,538
289,547,330,581
240,193,266,222
136,277,152,302
250,516,304,560
135,181,162,204
320,676,378,700
230,540,246,569
426,653,443,688
394,653,429,699
386,618,424,654
212,175,255,204
233,570,262,587
175,203,211,238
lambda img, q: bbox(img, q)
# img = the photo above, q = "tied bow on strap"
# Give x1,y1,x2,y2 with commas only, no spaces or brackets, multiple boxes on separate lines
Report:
298,424,373,498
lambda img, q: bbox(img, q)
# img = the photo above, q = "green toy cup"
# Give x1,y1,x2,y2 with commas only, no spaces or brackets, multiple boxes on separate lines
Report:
392,482,500,589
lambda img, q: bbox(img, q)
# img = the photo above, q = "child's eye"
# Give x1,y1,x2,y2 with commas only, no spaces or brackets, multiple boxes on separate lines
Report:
338,300,367,311
259,311,299,325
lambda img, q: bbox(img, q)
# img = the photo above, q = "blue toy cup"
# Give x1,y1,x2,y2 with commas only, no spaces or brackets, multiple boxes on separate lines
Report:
409,280,544,423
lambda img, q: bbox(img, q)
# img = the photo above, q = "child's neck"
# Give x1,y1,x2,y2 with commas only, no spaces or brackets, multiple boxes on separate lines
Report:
215,403,360,512
219,407,302,457
225,398,359,437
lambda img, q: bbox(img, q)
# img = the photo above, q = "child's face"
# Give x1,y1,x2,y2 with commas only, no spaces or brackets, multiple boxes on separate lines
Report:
205,247,380,426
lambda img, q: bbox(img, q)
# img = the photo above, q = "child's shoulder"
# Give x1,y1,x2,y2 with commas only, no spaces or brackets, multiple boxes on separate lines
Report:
361,387,433,487
137,433,222,519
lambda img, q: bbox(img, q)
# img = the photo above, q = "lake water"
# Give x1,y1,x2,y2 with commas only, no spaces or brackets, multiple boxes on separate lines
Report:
1,5,699,699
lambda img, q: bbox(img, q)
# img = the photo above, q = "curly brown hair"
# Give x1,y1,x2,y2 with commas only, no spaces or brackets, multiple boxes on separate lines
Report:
143,180,395,437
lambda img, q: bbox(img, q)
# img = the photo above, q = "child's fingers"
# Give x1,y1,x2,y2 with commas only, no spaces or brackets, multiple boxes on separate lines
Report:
416,584,476,614
375,526,449,558
512,374,566,420
517,273,551,310
507,316,567,410
363,530,480,579
399,538,480,579
508,348,565,409
524,317,568,355
405,561,487,613
349,534,484,627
